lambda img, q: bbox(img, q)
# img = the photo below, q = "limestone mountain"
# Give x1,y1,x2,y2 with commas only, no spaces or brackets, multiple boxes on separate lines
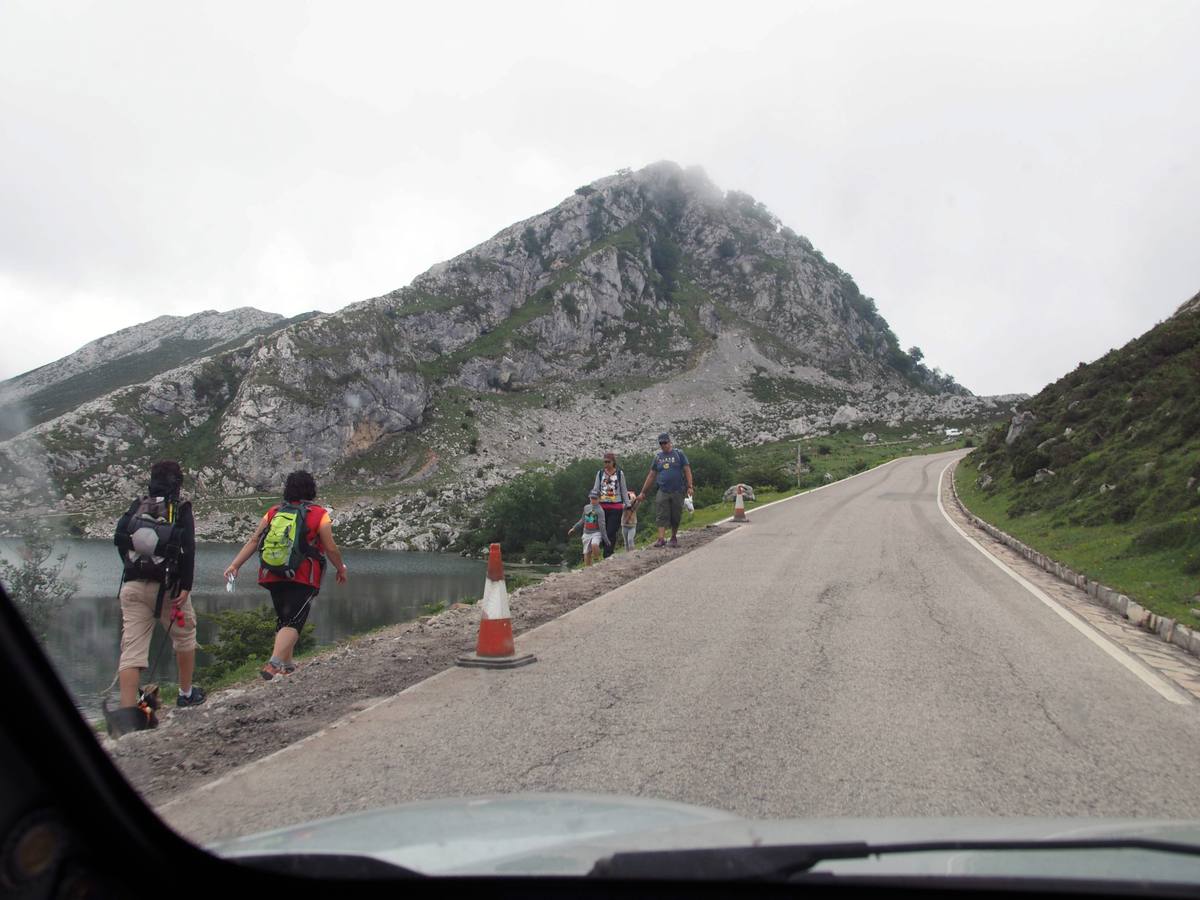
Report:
0,162,1011,546
0,307,316,439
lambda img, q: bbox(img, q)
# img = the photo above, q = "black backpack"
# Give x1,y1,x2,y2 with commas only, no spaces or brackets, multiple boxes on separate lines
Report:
115,495,186,599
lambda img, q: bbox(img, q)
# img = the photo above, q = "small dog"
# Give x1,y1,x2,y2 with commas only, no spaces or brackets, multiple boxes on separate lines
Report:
102,684,161,739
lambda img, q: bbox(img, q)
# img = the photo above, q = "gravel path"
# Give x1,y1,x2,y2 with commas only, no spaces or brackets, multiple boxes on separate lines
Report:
104,525,733,803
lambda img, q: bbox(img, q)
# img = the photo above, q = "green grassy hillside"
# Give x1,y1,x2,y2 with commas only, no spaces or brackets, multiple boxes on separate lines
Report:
956,293,1200,619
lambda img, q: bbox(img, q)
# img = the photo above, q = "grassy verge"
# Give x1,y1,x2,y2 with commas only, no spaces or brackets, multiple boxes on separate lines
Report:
955,454,1200,623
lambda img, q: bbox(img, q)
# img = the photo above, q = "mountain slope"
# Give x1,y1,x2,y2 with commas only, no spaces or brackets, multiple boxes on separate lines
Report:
956,291,1200,614
0,308,317,438
0,162,1012,543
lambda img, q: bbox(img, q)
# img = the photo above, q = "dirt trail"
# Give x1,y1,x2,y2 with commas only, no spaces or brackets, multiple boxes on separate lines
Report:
104,524,735,805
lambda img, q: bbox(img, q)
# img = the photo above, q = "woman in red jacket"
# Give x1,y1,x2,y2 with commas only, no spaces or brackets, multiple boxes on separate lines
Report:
224,471,348,679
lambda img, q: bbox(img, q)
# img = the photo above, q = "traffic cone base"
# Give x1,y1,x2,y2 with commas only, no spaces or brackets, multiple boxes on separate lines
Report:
456,651,537,669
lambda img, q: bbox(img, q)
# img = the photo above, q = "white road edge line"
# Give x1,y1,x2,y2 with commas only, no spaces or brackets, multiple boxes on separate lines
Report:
713,453,910,525
935,460,1190,706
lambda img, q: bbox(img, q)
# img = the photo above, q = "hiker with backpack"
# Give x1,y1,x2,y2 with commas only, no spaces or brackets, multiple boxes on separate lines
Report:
223,470,348,680
112,460,206,724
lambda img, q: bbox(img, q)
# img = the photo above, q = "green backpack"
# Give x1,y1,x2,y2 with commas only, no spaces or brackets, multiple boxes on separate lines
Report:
258,502,320,579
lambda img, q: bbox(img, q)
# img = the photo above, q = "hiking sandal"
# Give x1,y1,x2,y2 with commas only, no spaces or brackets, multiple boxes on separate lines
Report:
176,685,207,708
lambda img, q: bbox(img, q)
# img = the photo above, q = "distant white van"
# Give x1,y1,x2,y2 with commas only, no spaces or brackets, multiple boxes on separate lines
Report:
944,427,963,437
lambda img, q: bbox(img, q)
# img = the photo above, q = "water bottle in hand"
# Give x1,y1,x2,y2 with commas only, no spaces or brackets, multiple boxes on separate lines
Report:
226,573,236,593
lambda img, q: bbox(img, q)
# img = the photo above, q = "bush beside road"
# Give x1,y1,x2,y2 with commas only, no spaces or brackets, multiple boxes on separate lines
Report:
955,454,1200,624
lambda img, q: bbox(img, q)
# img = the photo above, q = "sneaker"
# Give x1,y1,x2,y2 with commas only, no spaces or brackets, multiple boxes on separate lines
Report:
176,685,207,708
653,539,666,548
282,663,297,675
261,661,283,680
669,536,680,548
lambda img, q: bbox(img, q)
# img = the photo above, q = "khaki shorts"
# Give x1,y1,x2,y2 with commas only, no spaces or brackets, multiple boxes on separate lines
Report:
655,490,685,528
118,580,198,672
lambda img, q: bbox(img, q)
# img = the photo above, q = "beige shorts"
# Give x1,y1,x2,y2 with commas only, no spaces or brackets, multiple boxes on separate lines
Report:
118,580,198,672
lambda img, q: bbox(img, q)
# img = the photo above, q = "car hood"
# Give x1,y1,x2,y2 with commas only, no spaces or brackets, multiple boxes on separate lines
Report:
210,792,1200,881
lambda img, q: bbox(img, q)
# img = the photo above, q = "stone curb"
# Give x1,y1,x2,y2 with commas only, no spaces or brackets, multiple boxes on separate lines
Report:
948,460,1200,661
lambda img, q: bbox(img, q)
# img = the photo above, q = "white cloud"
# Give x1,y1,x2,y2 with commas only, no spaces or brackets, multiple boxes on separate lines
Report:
2,0,1198,393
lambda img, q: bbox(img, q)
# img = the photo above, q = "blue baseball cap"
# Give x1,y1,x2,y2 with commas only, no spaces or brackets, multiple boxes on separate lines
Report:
657,432,671,444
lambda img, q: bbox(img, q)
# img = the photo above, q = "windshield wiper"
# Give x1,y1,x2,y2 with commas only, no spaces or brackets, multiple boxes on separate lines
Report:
588,838,1200,880
231,852,425,879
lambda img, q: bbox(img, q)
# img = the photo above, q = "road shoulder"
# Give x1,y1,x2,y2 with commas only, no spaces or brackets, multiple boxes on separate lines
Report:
939,458,1200,703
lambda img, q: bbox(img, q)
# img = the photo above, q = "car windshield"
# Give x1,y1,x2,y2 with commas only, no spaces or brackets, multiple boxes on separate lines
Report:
2,0,1200,887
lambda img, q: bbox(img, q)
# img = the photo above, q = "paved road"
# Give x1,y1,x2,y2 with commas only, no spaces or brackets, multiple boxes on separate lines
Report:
163,451,1200,843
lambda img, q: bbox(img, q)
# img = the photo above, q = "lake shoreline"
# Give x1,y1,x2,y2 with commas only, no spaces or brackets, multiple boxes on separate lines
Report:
6,538,490,720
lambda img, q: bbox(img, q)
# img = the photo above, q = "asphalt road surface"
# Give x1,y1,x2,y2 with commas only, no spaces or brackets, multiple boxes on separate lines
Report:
162,451,1200,843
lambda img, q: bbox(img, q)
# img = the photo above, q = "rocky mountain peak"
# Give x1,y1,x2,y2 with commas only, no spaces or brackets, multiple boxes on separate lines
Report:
0,163,1008,544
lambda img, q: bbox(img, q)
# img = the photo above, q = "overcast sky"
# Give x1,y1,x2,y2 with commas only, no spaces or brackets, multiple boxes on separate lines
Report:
1,1,1197,395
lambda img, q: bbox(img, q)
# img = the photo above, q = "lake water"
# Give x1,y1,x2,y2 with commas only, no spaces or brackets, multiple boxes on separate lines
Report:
2,539,489,718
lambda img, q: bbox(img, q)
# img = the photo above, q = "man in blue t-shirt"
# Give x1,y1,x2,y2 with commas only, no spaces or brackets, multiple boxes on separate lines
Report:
635,432,694,548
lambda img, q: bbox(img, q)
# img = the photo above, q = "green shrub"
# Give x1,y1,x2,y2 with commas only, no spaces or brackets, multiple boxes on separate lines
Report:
736,464,793,492
521,227,542,260
817,444,832,456
202,606,315,680
1183,551,1200,576
1110,495,1139,524
686,443,736,491
1132,522,1198,553
519,540,567,565
1050,442,1082,469
692,485,724,509
1011,448,1050,481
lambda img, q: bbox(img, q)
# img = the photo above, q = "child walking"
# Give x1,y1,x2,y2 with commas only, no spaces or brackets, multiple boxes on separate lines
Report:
567,489,610,567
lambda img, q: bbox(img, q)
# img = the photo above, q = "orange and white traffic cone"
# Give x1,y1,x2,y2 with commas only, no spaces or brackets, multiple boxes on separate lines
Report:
456,543,536,669
734,484,748,521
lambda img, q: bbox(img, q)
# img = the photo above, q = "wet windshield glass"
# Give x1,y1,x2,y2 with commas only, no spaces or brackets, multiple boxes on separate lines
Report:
2,0,1200,883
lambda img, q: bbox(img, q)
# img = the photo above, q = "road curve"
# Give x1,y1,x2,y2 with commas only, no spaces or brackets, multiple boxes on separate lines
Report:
162,451,1200,843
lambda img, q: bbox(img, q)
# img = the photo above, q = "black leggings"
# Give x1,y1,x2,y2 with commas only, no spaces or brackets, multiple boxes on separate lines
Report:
602,507,623,558
267,582,317,632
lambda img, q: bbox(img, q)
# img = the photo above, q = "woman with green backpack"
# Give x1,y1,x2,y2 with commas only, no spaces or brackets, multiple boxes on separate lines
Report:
223,471,348,680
